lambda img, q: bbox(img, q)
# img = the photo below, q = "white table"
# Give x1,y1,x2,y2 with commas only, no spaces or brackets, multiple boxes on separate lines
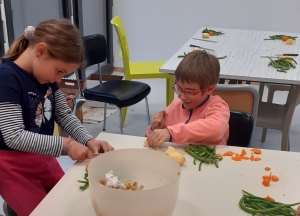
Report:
30,132,300,216
160,27,300,85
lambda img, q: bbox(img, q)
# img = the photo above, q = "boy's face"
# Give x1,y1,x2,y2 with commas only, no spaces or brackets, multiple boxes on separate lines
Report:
175,80,215,109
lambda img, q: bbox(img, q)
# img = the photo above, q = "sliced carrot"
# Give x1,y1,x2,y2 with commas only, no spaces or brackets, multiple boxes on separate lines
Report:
231,157,236,161
235,153,240,157
242,156,249,160
235,157,242,161
250,153,254,161
227,151,234,156
222,153,228,156
271,175,279,181
282,36,288,41
253,149,261,154
209,31,214,36
216,154,222,158
265,167,271,171
86,164,89,170
262,179,270,186
241,149,246,156
99,179,106,185
265,195,275,202
254,157,261,161
263,175,271,180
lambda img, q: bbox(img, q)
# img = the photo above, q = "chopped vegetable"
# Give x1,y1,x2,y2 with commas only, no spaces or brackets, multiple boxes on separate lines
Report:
183,145,222,171
254,157,261,161
286,38,295,45
282,36,288,41
265,167,271,171
202,28,224,36
251,148,261,154
268,57,297,73
264,34,297,40
272,175,279,181
209,31,214,36
166,146,186,166
202,33,209,38
78,165,89,190
239,190,300,215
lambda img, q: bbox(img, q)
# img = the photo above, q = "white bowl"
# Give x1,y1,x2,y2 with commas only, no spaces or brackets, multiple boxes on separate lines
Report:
88,148,181,216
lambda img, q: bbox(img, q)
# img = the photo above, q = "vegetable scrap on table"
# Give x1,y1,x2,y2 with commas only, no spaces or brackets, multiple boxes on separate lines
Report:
183,145,222,171
222,148,262,162
264,35,296,45
202,28,224,36
239,190,300,215
78,164,89,190
268,57,297,73
262,167,279,187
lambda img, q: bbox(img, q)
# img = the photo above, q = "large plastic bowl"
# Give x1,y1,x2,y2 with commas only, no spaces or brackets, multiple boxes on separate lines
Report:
88,148,181,216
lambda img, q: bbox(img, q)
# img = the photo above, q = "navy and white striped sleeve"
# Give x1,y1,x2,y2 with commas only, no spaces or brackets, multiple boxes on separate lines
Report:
0,102,63,156
54,89,93,144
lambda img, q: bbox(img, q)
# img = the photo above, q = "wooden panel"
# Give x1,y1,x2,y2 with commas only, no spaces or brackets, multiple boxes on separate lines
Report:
213,90,254,114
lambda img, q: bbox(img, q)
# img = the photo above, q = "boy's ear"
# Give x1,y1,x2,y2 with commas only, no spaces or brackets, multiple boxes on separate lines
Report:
206,84,216,94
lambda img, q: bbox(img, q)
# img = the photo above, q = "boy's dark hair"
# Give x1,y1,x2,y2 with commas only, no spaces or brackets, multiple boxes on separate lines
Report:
175,50,220,88
5,19,84,67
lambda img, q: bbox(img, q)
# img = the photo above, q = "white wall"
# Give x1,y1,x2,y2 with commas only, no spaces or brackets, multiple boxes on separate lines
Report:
112,0,300,67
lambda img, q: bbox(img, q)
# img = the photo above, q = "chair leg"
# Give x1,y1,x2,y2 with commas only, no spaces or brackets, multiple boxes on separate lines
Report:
121,107,128,128
261,128,267,142
166,77,174,106
281,131,290,151
119,108,123,134
103,103,107,131
145,97,150,125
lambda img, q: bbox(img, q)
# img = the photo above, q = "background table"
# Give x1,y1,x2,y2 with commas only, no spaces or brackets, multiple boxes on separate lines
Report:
30,132,300,216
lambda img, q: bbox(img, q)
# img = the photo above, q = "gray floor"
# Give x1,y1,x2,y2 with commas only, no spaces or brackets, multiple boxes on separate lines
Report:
1,78,300,215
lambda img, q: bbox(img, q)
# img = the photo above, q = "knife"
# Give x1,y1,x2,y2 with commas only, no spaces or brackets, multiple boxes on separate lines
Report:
260,56,294,58
192,38,218,43
190,44,215,51
275,54,298,56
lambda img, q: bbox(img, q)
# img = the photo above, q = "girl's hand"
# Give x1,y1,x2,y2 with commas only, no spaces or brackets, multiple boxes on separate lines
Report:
86,140,114,153
151,110,166,130
297,205,300,215
147,129,170,147
63,139,93,162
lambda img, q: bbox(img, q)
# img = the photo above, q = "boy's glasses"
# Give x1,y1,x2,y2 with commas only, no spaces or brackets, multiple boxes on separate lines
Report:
172,84,203,98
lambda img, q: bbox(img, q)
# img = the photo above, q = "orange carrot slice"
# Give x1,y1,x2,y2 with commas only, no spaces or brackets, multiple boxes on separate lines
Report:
222,153,228,156
271,175,279,181
227,151,234,156
262,179,270,186
216,154,222,158
242,156,249,160
231,157,236,161
99,179,106,185
250,153,254,161
265,196,275,202
241,149,246,156
265,167,271,171
252,148,261,154
86,164,89,170
254,157,261,161
235,157,242,161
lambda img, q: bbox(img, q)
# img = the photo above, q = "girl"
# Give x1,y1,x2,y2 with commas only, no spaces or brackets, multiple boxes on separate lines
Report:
146,50,230,146
0,19,113,216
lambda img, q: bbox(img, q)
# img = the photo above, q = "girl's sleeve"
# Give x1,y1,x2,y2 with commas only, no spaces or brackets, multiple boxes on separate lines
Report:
53,87,93,144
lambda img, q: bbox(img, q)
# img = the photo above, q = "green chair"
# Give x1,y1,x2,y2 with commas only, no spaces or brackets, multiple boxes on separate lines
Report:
111,16,174,127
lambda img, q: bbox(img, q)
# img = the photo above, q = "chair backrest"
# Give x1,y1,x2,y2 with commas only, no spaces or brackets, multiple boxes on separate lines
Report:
213,84,259,146
228,111,253,147
111,16,131,79
81,34,107,67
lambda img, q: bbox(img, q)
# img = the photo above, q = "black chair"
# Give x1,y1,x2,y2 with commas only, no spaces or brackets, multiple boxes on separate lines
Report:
72,34,151,134
228,111,254,147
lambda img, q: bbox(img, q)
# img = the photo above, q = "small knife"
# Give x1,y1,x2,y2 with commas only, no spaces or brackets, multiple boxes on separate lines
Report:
275,54,298,56
192,38,218,43
190,44,215,51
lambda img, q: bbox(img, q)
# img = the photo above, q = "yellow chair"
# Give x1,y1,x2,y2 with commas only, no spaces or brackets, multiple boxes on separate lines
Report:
111,16,174,127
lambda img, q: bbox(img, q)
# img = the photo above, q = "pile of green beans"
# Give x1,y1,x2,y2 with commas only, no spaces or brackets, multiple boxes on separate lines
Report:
268,57,297,73
202,28,224,36
264,35,297,40
77,166,89,190
183,145,222,171
239,190,300,216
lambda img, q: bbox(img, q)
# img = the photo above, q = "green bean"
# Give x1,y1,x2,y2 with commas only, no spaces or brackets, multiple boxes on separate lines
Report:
268,57,297,73
239,190,300,215
198,161,203,171
77,180,88,183
78,167,89,191
217,55,227,59
79,183,89,191
183,147,212,163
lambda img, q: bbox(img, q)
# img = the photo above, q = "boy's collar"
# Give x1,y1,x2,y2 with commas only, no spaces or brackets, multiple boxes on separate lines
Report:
181,95,210,109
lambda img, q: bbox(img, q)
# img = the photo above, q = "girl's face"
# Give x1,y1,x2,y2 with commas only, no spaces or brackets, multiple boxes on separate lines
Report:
175,79,216,109
32,43,79,84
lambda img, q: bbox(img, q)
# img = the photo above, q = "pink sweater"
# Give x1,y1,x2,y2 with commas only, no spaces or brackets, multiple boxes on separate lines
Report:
145,95,230,145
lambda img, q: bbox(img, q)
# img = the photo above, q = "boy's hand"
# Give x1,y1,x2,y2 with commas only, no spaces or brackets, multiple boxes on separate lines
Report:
86,140,114,153
147,129,170,147
151,110,166,130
